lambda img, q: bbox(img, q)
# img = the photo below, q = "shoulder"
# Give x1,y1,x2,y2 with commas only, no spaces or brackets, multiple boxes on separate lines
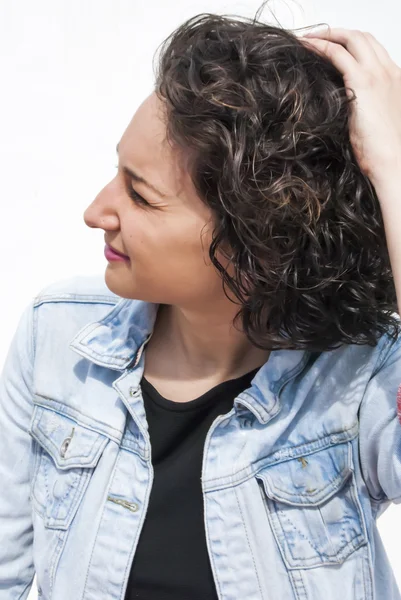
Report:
370,311,401,375
33,273,121,307
31,274,124,358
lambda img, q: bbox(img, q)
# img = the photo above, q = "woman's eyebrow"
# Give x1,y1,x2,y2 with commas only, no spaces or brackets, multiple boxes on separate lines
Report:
115,142,168,198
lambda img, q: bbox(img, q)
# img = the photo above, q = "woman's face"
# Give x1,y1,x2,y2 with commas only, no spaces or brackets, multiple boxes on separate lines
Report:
84,91,231,309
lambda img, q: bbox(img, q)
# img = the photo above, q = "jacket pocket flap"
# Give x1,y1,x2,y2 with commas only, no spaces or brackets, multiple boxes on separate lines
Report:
29,404,109,469
255,441,352,506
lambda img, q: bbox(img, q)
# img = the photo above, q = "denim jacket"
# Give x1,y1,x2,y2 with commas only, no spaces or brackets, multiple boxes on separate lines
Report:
1,273,401,600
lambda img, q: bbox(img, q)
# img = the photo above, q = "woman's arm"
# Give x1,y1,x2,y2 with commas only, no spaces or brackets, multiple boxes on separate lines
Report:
302,28,401,312
0,301,36,598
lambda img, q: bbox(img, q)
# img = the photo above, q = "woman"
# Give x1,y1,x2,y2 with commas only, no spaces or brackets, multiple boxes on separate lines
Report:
1,4,401,599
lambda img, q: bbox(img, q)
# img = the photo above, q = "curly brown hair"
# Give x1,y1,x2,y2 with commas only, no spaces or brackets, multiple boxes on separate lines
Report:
152,1,400,352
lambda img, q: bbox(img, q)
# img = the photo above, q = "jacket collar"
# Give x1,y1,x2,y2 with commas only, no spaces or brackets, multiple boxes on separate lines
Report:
69,297,310,424
69,297,158,371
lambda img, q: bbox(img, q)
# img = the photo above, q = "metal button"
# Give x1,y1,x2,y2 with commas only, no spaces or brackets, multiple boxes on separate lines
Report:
129,386,139,397
60,426,75,458
60,438,71,457
107,495,139,512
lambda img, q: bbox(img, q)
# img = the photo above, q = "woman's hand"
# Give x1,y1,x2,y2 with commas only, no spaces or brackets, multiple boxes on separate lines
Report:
301,27,401,196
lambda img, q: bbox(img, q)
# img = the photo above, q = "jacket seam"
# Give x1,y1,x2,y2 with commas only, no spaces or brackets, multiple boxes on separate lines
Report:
234,484,263,596
33,295,120,307
370,331,401,380
205,422,359,491
31,398,124,441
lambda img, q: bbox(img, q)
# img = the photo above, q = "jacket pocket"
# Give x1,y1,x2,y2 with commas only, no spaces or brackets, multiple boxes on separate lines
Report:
255,440,367,570
28,403,110,530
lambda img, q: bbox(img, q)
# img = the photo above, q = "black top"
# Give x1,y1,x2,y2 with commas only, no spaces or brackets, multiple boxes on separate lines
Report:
124,366,260,600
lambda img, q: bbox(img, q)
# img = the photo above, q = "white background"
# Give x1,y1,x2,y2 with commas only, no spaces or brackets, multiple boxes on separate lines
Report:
0,0,400,597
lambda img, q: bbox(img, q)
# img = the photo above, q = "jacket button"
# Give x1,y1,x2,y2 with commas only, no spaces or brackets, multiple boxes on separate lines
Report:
60,438,71,457
129,386,139,397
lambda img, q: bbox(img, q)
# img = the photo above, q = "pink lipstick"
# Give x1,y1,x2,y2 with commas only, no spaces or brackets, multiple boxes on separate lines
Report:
104,244,130,262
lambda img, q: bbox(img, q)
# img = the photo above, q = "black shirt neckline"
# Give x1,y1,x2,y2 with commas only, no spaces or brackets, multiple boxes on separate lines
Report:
141,365,261,412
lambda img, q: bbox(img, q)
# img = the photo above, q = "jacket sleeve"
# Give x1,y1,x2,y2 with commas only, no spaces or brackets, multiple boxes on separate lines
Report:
358,330,401,505
0,300,36,598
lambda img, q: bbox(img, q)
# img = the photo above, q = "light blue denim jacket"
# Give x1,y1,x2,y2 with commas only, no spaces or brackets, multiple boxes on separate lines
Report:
1,274,401,600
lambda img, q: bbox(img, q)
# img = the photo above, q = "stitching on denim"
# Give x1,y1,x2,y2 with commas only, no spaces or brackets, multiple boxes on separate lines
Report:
272,497,367,568
335,469,367,560
201,419,224,600
263,495,292,568
268,468,351,500
82,450,124,597
33,294,119,307
348,468,368,551
361,551,367,600
288,570,301,600
35,414,105,465
234,484,263,596
338,492,349,551
43,455,51,518
31,301,37,366
119,457,155,599
52,469,86,526
33,417,105,527
318,504,338,557
29,439,41,499
76,298,132,342
202,492,225,600
368,327,401,381
237,352,311,423
74,342,134,363
206,423,359,493
48,529,65,595
33,399,124,439
274,351,313,395
275,504,326,559
289,569,307,600
206,424,358,492
362,541,373,600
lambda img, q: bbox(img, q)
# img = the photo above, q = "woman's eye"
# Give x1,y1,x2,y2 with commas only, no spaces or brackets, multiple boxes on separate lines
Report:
114,164,149,206
128,187,149,206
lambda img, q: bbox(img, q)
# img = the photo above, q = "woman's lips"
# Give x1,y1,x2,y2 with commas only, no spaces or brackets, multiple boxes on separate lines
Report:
104,244,130,262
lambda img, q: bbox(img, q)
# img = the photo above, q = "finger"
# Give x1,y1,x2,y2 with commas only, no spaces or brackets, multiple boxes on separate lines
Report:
301,37,359,79
362,31,399,74
303,27,381,68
